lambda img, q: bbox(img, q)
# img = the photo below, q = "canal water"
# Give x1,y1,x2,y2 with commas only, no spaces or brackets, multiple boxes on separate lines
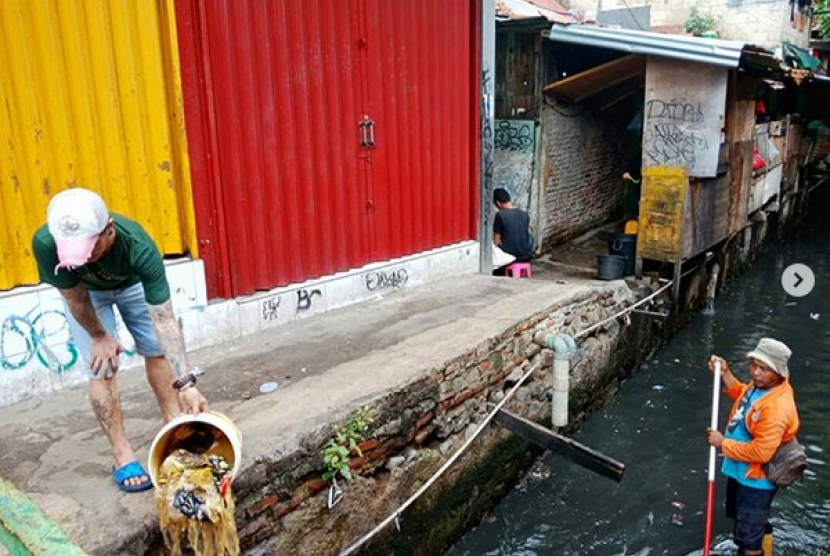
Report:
447,197,829,556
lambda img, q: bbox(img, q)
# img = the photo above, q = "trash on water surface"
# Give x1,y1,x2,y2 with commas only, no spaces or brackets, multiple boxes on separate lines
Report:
810,313,820,320
671,500,686,510
671,513,685,526
259,381,279,394
651,384,665,391
785,301,797,306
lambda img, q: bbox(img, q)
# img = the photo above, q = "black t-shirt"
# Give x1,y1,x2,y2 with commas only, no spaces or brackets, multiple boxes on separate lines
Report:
494,208,531,262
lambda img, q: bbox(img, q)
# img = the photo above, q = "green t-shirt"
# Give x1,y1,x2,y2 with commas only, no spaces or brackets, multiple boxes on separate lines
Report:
32,213,171,305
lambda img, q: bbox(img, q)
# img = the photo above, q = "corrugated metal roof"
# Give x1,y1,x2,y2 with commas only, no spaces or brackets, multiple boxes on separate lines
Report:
548,24,747,68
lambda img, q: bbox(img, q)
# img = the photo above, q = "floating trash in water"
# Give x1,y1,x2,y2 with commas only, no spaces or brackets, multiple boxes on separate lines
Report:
300,367,308,373
810,313,820,320
647,511,654,526
671,513,685,526
328,479,344,509
671,500,686,510
785,301,797,306
259,381,279,394
652,384,665,391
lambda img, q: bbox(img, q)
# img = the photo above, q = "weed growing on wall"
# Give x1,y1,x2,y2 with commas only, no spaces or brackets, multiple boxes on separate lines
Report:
684,8,717,36
322,405,373,482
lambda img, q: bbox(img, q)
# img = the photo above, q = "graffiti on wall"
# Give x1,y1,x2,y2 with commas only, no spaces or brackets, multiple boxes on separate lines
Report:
494,119,534,153
1,308,136,374
643,121,709,168
493,119,536,212
1,310,78,372
296,289,322,312
365,269,409,292
261,297,281,321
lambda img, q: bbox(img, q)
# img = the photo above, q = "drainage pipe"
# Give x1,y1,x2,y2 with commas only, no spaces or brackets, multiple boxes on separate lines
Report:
703,261,720,315
545,334,576,428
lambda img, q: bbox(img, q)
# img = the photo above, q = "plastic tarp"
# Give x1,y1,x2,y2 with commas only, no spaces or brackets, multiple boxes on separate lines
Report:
0,479,89,556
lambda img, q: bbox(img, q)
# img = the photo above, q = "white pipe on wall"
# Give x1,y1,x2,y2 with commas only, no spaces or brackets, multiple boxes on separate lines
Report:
546,334,576,428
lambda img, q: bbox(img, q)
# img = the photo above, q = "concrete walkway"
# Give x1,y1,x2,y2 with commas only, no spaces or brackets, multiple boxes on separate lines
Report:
0,273,617,556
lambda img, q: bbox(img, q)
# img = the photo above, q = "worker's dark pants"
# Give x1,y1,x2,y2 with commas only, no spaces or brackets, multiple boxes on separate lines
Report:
725,478,776,553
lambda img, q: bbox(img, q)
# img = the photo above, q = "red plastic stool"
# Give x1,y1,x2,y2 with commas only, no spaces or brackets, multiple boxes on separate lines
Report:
506,262,532,279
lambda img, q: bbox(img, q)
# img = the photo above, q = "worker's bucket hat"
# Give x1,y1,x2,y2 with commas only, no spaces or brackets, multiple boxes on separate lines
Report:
747,337,791,378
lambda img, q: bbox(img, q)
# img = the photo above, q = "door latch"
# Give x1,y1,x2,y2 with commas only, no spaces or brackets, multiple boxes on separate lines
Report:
359,116,375,148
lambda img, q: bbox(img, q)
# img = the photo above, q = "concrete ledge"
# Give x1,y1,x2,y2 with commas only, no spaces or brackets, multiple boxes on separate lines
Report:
0,274,631,556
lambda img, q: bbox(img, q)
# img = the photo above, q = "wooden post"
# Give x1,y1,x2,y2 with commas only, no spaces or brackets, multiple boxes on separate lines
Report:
494,409,625,482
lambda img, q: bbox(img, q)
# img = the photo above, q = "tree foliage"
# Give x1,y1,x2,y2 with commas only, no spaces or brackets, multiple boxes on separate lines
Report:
684,7,717,36
817,0,830,41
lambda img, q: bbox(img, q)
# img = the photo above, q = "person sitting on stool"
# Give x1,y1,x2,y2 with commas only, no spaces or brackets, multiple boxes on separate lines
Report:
493,188,532,276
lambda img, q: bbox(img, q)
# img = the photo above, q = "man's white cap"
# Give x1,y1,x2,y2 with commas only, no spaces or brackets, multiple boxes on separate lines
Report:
47,188,109,271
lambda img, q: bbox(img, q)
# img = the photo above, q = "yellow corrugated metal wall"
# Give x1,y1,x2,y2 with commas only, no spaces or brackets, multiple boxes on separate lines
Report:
0,0,196,290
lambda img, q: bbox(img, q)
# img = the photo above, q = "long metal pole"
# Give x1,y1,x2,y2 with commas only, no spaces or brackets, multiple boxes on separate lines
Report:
703,360,722,556
478,0,495,273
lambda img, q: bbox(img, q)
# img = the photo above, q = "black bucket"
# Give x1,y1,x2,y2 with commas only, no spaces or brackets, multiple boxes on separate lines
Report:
596,254,626,280
607,233,637,276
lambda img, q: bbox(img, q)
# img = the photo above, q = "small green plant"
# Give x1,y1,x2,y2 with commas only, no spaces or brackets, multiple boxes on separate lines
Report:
322,405,373,482
684,7,717,36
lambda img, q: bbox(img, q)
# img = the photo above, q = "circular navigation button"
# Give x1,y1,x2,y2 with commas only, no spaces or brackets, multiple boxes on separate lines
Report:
782,264,815,297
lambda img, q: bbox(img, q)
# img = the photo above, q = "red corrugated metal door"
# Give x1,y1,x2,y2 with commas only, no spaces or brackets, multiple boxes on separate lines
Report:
177,0,372,298
177,1,478,299
364,0,476,261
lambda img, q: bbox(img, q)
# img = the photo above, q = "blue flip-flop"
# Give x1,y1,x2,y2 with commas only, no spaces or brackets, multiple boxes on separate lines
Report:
113,461,153,493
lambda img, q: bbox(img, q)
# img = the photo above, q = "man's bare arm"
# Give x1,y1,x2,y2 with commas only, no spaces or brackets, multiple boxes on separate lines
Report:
59,283,106,338
59,283,123,375
147,299,189,379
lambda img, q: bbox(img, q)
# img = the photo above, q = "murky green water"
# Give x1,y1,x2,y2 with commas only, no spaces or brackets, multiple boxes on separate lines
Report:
447,196,829,556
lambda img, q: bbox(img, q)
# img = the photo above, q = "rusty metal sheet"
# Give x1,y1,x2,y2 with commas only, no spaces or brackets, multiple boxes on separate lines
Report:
638,165,687,262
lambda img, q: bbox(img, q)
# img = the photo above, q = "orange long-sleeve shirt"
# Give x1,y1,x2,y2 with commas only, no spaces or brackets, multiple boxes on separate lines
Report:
721,379,800,480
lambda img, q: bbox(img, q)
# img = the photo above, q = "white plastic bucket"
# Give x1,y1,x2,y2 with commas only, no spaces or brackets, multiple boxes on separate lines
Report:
148,411,243,489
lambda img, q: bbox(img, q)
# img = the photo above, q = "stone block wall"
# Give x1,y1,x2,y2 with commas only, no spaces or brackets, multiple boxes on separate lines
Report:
540,105,625,247
206,284,665,556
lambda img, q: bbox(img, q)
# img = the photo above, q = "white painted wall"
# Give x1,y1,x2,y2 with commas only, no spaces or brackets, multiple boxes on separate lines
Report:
563,0,811,50
0,242,479,407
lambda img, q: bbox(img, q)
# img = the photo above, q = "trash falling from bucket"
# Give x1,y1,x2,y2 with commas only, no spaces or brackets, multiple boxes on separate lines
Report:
155,448,240,556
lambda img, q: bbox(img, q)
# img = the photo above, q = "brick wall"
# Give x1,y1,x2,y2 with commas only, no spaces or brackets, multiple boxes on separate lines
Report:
227,284,662,556
540,104,625,247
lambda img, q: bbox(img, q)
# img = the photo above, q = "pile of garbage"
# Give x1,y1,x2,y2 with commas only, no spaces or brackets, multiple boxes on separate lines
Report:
155,440,239,556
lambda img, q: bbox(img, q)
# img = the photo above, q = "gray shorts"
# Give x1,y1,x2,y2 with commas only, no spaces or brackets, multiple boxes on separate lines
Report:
64,282,164,379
